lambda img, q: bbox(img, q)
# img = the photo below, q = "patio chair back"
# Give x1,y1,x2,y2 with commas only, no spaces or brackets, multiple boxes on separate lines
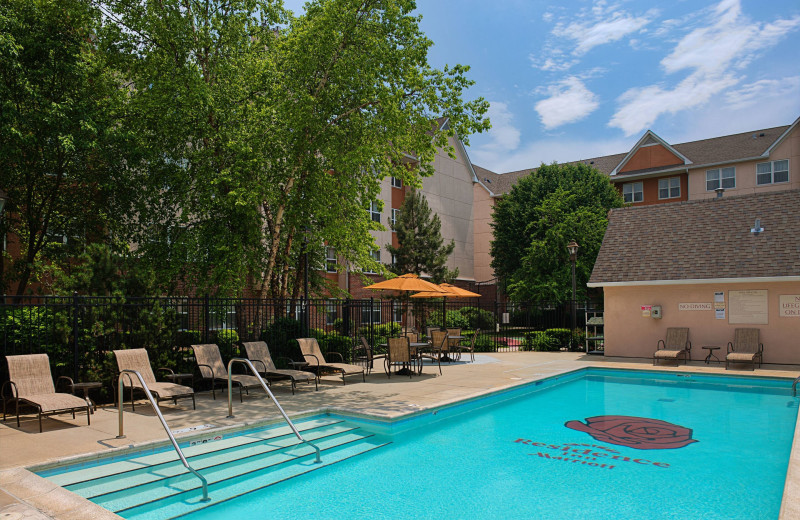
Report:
402,332,419,343
664,328,689,350
426,326,440,338
431,330,449,352
733,329,760,353
388,337,412,364
6,354,54,397
297,338,326,364
113,349,158,387
192,344,229,379
242,341,278,371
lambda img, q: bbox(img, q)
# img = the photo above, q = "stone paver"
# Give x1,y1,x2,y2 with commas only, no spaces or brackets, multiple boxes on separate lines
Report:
1,352,798,519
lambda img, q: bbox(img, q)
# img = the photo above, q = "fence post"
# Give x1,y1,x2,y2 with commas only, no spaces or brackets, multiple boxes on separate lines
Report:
72,291,80,381
203,294,210,343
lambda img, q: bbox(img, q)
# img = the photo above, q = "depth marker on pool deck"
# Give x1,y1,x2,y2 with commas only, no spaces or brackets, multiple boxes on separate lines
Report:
171,424,216,435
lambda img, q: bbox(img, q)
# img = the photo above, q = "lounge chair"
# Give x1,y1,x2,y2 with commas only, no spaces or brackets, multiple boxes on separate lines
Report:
354,336,386,375
453,329,479,363
2,354,90,432
386,336,418,378
113,349,195,411
653,328,691,366
242,341,317,394
726,329,764,371
192,343,266,400
296,338,365,385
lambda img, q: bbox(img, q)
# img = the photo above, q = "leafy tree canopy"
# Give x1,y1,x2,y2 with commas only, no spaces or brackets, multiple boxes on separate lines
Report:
490,162,623,302
386,188,457,284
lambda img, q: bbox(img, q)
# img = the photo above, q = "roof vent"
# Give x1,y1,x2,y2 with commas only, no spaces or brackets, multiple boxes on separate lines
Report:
752,133,758,139
590,161,594,165
484,178,491,184
715,187,725,199
751,218,764,235
759,133,765,137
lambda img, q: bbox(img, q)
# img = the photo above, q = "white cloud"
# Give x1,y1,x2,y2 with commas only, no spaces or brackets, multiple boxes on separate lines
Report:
534,77,599,130
610,0,800,135
554,10,657,56
469,101,522,169
724,76,800,110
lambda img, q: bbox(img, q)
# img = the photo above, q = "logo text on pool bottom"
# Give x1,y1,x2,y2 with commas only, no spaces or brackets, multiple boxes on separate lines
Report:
514,440,670,470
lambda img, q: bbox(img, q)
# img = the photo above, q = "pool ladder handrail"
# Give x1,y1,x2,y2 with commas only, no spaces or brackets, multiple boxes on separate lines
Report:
226,358,322,463
793,375,800,397
116,369,210,502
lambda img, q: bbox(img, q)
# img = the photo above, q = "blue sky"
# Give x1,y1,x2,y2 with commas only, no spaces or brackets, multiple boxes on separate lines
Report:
283,0,800,174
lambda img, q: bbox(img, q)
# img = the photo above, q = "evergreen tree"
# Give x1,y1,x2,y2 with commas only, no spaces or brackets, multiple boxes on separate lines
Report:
386,189,458,283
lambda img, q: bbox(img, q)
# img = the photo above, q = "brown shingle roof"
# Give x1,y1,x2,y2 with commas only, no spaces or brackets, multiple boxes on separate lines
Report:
589,189,800,284
480,123,792,195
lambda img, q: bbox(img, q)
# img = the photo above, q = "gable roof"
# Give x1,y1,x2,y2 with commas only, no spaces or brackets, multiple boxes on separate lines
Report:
478,118,797,195
588,189,800,286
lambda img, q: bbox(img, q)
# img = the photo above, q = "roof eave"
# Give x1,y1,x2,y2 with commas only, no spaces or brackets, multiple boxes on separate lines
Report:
588,276,800,287
610,130,693,177
762,115,800,157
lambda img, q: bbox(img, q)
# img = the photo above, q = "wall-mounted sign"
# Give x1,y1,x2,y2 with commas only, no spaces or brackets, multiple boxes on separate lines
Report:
729,290,768,324
678,303,712,311
714,291,726,320
641,305,651,317
779,295,800,317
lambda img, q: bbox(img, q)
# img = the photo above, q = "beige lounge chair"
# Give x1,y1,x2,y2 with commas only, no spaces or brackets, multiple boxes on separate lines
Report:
113,349,195,411
192,344,266,400
2,354,89,432
653,328,691,366
242,341,317,394
726,329,764,370
296,338,365,385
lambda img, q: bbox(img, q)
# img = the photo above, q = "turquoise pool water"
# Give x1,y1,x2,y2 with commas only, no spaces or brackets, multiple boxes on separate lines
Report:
40,369,798,519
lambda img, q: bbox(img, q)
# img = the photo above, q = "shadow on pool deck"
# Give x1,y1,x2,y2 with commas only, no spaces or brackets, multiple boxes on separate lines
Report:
1,351,799,519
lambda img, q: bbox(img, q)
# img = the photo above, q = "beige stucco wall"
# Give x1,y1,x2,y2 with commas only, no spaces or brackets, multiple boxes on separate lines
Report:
473,183,496,282
603,282,800,364
688,125,800,199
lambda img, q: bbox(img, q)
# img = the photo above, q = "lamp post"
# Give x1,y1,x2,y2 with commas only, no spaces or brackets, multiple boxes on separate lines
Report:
567,240,579,349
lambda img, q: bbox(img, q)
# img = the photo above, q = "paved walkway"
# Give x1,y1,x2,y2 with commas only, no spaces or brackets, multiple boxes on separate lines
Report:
1,352,799,519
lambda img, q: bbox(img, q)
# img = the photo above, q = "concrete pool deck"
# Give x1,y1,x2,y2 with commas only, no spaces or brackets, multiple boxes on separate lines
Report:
1,351,799,519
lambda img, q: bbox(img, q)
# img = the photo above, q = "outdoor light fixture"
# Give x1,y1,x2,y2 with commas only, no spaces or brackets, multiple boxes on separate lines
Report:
566,240,579,349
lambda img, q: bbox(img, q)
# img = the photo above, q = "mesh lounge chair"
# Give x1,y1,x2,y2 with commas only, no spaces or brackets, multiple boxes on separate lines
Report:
242,341,317,394
354,336,386,376
726,328,764,371
296,338,365,385
386,336,419,378
113,349,195,411
653,328,691,366
2,354,90,432
453,329,479,363
192,344,266,401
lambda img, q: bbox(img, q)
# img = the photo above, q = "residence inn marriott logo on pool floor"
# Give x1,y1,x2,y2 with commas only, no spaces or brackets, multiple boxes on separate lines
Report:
514,416,698,471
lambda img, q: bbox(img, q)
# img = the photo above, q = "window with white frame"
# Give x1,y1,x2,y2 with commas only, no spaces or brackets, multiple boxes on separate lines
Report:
391,208,400,228
325,246,337,272
364,250,380,274
175,303,190,330
658,177,681,199
209,304,236,330
325,299,338,326
756,160,789,185
706,167,736,191
369,201,381,222
622,182,643,203
361,301,381,324
391,177,402,188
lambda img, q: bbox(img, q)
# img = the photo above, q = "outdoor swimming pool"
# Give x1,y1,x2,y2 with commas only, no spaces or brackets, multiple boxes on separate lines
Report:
38,368,798,519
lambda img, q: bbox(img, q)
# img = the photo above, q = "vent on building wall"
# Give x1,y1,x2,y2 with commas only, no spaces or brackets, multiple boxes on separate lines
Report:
751,218,764,235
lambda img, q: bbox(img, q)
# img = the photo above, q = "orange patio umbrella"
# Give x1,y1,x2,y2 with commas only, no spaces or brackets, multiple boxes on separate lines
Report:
411,283,480,329
366,274,447,333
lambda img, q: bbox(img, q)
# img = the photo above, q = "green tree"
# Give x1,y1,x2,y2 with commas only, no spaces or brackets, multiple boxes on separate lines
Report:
0,0,126,295
103,0,489,298
490,162,623,302
386,188,457,283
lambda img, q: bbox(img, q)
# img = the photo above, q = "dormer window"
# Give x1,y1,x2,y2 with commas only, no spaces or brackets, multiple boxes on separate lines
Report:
622,182,643,203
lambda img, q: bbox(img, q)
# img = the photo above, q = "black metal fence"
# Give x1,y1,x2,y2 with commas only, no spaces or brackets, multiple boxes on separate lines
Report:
0,294,594,389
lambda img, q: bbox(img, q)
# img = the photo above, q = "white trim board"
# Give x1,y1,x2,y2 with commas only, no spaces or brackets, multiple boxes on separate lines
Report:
588,276,800,288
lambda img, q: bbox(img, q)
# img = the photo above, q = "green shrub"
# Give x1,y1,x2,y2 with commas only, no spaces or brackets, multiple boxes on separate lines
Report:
262,317,303,357
523,331,558,352
214,329,240,358
318,333,353,361
458,306,496,331
427,309,470,329
331,318,354,335
473,335,497,353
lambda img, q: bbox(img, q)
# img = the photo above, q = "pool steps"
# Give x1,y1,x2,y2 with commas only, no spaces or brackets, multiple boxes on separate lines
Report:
51,417,390,520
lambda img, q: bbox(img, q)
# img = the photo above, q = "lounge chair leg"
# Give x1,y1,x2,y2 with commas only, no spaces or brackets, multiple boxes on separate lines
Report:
86,405,90,426
192,395,196,410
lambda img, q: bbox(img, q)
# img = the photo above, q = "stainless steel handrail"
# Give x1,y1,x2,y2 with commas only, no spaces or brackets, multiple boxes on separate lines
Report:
226,358,322,463
116,369,211,502
793,376,800,397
